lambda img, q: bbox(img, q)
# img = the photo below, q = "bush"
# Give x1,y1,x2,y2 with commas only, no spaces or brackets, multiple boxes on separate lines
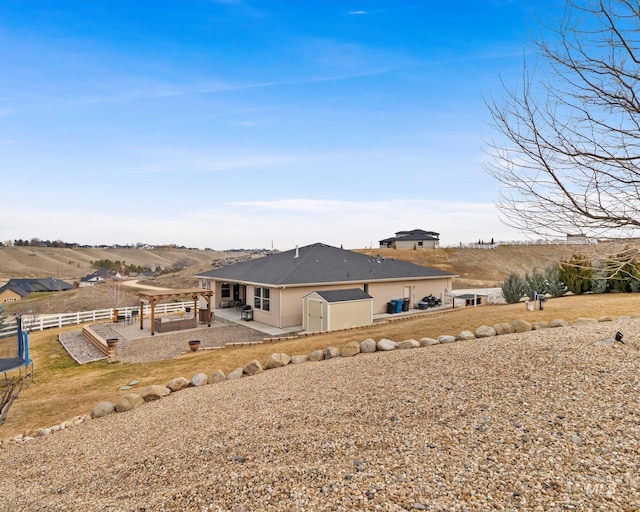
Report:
559,254,592,295
543,264,568,297
501,273,525,304
523,269,547,301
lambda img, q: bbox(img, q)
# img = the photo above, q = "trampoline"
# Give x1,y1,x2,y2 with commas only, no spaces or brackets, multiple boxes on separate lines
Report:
0,315,33,382
0,358,27,373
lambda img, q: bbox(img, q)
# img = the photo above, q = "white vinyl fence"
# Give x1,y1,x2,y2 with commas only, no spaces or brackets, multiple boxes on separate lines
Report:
0,301,194,339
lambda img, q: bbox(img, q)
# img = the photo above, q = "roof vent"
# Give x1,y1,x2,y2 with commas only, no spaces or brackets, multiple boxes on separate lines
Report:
294,246,299,258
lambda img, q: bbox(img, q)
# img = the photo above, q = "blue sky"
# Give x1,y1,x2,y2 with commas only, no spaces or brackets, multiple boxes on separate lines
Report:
1,1,559,250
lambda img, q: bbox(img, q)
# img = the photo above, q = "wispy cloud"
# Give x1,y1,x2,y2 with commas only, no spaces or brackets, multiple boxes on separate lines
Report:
348,9,386,15
2,198,524,250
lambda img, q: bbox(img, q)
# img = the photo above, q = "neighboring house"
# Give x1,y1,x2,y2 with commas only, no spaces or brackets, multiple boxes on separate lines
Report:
195,243,455,330
0,278,73,302
0,284,30,304
79,269,121,287
379,229,440,249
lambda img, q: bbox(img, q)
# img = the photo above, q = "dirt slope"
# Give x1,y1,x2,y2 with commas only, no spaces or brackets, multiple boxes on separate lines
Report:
1,243,634,315
0,246,231,281
357,244,597,287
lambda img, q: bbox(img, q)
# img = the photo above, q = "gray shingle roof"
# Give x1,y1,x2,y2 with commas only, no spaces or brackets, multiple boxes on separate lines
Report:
0,284,30,298
195,243,454,286
379,229,439,244
4,278,73,293
314,288,372,303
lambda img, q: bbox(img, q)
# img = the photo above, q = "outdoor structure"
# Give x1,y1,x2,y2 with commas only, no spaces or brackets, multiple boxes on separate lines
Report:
379,229,440,249
0,315,32,381
138,288,214,336
195,243,455,330
0,278,73,303
302,288,373,332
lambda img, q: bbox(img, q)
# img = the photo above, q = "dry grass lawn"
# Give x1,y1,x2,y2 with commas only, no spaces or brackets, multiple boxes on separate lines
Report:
2,293,639,439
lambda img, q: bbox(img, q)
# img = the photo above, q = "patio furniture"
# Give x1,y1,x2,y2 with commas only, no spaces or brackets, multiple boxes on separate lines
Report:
153,316,197,333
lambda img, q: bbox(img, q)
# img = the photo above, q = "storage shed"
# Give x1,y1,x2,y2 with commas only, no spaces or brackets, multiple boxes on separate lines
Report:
303,288,373,332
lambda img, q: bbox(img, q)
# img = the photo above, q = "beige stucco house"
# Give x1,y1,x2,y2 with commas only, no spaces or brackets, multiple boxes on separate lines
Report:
0,285,28,304
195,243,455,330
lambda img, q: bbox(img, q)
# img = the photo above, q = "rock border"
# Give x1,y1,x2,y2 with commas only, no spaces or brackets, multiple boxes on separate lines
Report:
0,314,628,447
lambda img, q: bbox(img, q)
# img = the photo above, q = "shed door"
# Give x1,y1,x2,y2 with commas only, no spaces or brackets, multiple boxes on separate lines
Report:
308,299,323,332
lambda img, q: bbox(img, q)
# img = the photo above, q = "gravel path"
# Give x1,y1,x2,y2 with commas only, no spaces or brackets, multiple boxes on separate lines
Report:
2,318,639,511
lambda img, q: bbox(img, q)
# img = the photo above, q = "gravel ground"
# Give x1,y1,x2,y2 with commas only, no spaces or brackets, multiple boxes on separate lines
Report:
58,319,266,364
1,318,639,511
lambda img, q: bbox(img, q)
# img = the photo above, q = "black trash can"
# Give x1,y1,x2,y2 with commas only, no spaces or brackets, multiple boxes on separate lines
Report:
402,298,410,312
387,302,395,314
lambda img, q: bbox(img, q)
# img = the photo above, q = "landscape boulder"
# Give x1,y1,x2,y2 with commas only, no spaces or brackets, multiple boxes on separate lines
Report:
265,353,291,369
340,342,361,357
191,373,208,387
91,401,116,419
324,346,341,359
572,317,597,325
166,377,190,392
456,331,475,341
290,355,309,364
141,385,171,402
377,338,398,351
360,338,377,353
227,367,244,380
243,360,263,376
209,370,226,383
419,337,439,346
511,319,532,333
308,349,325,362
397,339,420,349
115,393,145,413
550,319,569,328
437,335,457,344
493,322,514,335
475,326,496,338
532,321,549,330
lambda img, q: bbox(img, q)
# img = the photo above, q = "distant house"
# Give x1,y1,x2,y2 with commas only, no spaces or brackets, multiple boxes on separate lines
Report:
379,229,440,249
79,269,121,287
0,283,30,304
0,278,73,303
195,243,455,330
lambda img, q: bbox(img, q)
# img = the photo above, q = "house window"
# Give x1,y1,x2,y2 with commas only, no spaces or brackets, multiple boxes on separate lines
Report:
254,287,270,311
221,283,231,298
418,241,423,247
201,280,211,290
363,283,369,293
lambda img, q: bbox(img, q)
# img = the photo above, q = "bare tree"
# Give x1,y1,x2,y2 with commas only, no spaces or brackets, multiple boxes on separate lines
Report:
105,278,126,311
485,1,640,243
